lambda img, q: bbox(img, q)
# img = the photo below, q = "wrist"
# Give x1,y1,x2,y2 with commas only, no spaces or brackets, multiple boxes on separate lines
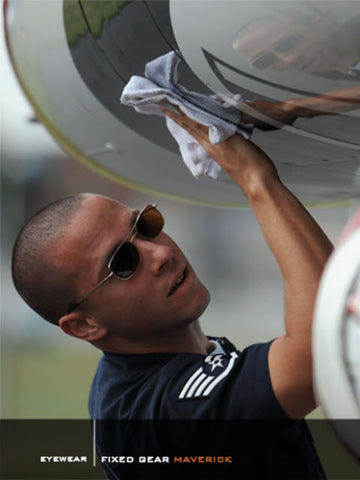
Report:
219,142,281,198
224,163,281,200
242,172,283,203
284,99,318,118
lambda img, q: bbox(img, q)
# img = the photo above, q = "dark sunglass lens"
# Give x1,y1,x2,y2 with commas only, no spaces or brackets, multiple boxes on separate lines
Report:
252,51,277,69
137,206,164,238
110,242,140,279
274,35,301,53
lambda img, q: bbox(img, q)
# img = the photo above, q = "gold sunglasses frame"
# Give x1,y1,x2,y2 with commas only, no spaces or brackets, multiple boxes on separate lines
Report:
66,203,160,315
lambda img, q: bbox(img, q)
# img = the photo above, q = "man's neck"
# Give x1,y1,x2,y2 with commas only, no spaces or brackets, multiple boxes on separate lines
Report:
93,320,213,355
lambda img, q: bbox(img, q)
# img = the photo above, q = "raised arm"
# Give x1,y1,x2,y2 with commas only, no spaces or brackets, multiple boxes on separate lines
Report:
163,108,334,418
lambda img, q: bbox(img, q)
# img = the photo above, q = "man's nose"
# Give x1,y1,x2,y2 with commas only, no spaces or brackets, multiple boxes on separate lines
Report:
275,46,306,68
139,239,175,276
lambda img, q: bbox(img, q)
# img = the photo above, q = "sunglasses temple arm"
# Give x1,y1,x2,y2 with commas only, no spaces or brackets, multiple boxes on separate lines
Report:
69,272,115,313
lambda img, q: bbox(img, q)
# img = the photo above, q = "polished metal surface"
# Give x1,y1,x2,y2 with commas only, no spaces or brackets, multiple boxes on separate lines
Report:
171,1,360,143
4,0,360,205
313,224,360,460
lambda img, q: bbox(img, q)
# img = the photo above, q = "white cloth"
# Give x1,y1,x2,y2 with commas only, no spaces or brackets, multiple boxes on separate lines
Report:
121,51,253,179
209,339,226,355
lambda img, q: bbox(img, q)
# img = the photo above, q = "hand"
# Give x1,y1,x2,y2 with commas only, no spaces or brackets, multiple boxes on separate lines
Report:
161,107,279,196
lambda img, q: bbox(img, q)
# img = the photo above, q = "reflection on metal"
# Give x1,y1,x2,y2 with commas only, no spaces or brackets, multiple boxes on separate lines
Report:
313,225,360,455
4,0,360,206
232,8,360,77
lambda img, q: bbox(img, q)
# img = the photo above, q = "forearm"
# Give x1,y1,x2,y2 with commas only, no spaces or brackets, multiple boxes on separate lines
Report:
285,85,360,117
216,135,333,339
242,86,360,128
244,176,333,339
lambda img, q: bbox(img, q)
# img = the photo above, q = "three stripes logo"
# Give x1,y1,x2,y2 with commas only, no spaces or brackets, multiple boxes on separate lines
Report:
178,352,239,400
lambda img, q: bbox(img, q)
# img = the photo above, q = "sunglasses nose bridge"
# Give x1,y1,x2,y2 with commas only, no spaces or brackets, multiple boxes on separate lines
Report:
129,231,138,243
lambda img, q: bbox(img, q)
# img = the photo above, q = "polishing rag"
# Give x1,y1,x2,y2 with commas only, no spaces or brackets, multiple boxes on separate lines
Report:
121,51,253,179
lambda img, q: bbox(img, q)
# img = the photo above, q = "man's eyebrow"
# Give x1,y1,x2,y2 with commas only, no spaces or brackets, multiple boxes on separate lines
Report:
97,208,140,281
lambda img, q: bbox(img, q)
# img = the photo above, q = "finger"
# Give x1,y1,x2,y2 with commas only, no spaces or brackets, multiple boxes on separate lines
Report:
160,106,183,121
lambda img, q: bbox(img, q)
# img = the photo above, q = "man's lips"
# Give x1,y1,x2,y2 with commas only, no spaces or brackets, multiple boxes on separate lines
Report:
168,267,187,296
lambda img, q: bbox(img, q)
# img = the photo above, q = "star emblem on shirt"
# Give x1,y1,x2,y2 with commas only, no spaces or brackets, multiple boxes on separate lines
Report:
205,355,225,372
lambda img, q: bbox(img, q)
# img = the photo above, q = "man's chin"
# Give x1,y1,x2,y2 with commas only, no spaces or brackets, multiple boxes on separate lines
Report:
194,286,211,319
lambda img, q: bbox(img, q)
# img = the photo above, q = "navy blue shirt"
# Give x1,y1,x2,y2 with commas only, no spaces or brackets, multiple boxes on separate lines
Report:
89,338,326,479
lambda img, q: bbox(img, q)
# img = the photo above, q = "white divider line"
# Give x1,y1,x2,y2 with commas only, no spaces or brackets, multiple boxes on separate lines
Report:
93,419,96,467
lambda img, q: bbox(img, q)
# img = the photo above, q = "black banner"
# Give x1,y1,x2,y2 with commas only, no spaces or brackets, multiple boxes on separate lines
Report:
1,420,359,479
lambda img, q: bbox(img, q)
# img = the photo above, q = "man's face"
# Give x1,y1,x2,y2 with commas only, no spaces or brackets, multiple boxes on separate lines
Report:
56,195,210,339
233,11,359,73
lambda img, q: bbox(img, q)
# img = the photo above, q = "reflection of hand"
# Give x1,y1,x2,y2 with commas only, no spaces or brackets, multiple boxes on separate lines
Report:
245,86,360,130
241,100,301,130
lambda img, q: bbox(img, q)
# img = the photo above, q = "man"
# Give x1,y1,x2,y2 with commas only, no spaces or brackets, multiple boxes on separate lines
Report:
232,8,360,80
12,110,333,478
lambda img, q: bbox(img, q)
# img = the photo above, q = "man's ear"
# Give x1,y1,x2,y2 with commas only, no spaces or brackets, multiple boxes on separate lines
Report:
59,313,108,342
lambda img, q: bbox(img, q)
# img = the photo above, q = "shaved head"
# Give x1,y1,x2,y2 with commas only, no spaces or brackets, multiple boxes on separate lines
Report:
12,194,88,325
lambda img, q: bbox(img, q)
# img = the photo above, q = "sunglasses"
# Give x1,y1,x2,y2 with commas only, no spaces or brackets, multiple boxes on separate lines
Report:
67,204,164,314
250,34,303,69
